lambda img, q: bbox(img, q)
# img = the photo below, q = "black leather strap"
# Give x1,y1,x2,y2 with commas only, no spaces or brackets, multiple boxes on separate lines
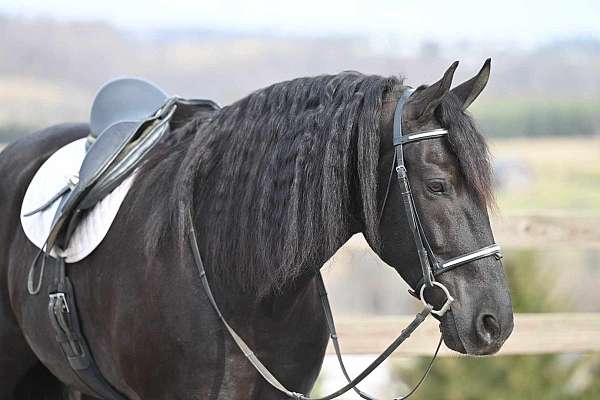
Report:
47,257,128,400
314,273,376,400
187,210,434,400
392,89,434,288
390,88,501,297
392,89,414,146
394,150,434,288
315,273,443,400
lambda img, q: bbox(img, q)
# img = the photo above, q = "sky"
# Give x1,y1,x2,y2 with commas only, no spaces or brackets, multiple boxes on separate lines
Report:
2,0,600,46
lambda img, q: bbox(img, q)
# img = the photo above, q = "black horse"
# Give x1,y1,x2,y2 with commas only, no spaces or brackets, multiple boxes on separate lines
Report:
0,61,513,399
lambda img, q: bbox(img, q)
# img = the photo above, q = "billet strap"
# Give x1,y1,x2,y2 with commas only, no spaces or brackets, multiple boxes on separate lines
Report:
47,257,129,400
187,210,434,400
27,249,46,295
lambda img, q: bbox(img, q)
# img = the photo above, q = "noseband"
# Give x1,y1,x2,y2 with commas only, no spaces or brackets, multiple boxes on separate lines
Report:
390,88,502,316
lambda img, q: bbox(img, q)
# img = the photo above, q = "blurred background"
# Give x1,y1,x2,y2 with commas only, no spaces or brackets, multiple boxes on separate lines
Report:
1,0,599,398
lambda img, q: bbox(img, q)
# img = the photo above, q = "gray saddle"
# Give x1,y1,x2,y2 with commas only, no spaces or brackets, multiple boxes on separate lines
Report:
88,77,169,146
28,77,219,251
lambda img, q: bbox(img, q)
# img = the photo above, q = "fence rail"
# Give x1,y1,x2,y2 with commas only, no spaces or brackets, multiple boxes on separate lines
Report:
326,313,600,357
340,214,600,250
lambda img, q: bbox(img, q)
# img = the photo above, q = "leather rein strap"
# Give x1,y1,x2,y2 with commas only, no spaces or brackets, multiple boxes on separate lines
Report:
187,210,433,400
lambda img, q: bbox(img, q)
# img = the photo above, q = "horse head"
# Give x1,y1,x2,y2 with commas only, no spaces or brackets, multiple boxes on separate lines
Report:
373,60,514,355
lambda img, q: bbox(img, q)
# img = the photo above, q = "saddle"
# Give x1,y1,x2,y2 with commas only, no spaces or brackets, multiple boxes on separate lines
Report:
21,77,219,400
27,77,219,253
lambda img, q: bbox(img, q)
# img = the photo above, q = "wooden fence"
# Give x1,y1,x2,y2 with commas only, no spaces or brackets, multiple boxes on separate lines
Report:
326,313,600,357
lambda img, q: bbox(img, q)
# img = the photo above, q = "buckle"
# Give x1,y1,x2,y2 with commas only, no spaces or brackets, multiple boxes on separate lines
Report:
67,175,79,189
49,292,70,313
419,282,454,317
395,164,408,178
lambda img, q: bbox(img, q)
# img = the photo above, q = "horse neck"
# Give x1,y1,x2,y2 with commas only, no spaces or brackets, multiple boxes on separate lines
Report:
191,186,361,309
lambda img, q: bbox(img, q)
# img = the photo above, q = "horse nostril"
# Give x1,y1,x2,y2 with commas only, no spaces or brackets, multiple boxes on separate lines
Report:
478,314,501,344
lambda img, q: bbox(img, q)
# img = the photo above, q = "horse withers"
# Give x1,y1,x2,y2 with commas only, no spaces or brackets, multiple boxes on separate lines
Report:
0,60,513,399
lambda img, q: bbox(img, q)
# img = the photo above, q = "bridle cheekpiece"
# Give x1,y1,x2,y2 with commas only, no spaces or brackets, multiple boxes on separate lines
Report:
391,88,502,316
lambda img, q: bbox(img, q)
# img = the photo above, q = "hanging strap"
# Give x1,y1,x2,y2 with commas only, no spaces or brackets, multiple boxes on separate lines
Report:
315,273,443,400
187,210,434,400
314,272,377,400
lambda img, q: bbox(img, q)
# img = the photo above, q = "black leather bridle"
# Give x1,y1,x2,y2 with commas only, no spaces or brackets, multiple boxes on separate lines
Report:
187,88,503,399
391,88,502,316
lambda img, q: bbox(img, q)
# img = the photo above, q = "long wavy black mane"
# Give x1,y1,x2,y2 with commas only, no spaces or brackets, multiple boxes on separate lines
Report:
136,72,492,296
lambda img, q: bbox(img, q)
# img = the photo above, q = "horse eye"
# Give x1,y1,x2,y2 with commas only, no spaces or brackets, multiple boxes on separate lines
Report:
427,181,446,193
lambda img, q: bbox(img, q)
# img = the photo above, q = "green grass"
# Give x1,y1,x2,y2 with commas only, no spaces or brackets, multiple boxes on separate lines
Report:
491,137,600,213
472,98,600,137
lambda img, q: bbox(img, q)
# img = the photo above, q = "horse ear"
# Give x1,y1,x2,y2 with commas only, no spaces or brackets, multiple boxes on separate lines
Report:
451,58,491,111
410,61,458,120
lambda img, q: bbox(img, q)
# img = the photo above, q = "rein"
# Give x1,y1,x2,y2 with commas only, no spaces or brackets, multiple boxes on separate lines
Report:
187,210,434,400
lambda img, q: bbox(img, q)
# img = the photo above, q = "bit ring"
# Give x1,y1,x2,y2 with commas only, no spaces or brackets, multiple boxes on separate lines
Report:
420,281,454,317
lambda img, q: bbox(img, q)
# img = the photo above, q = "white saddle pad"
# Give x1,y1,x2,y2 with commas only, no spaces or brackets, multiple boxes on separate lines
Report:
20,138,135,263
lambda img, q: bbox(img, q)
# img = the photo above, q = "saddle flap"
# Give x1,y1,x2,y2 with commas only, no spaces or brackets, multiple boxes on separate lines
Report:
79,120,144,187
